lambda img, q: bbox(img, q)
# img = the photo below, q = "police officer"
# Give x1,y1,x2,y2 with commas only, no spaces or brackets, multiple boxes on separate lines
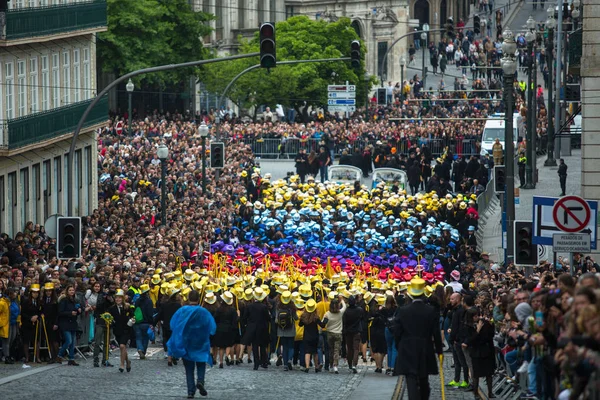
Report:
558,158,568,196
518,152,527,188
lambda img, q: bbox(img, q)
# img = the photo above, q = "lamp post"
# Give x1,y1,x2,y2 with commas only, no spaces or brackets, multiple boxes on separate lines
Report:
199,121,209,194
364,72,370,119
421,24,430,89
544,7,557,166
157,144,169,227
501,29,518,264
523,16,537,189
126,78,134,133
400,56,406,101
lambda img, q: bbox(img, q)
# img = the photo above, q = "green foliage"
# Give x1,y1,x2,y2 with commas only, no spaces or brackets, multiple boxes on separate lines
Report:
98,0,213,87
201,16,370,113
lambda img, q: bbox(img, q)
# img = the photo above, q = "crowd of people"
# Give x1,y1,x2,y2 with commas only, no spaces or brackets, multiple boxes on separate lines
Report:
0,104,595,400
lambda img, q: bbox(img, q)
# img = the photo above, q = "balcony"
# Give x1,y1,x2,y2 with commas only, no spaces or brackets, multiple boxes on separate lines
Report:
1,0,107,43
1,96,108,151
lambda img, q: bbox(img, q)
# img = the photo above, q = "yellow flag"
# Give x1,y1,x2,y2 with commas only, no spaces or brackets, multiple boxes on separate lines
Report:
325,257,335,279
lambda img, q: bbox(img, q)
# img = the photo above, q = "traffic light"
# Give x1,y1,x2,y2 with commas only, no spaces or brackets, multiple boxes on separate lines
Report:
57,217,81,259
473,15,481,35
494,165,505,193
377,88,386,105
210,142,225,169
514,221,538,266
445,18,455,39
259,22,276,69
350,40,361,69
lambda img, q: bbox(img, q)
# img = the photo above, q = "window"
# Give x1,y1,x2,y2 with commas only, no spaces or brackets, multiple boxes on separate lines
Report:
0,63,3,123
8,172,16,236
83,48,90,100
52,53,60,107
28,0,36,7
20,168,28,228
62,51,70,105
0,176,4,212
63,153,69,211
15,0,24,8
17,60,26,117
73,49,80,103
286,6,295,19
43,160,51,221
30,58,38,113
55,156,61,192
41,56,49,111
40,0,47,5
377,41,389,81
85,146,92,185
33,164,40,223
5,62,14,119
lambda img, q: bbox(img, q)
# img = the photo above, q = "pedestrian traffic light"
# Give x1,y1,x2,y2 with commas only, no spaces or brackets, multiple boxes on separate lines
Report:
377,88,386,105
445,18,455,39
259,22,276,69
350,40,361,69
210,142,225,169
474,15,481,35
57,217,81,259
494,165,506,193
514,221,538,266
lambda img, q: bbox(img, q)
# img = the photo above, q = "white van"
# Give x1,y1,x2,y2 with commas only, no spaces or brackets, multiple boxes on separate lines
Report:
480,113,520,156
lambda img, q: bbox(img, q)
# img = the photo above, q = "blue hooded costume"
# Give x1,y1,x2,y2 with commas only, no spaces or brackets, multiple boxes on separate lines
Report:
168,305,216,365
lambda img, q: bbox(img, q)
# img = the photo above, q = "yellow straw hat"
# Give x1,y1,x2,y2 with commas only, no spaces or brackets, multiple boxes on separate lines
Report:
30,284,41,292
204,292,217,305
305,299,317,313
407,277,426,297
220,291,234,305
280,291,292,304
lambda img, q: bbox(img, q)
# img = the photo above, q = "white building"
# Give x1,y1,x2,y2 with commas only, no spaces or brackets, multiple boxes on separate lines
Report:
0,0,108,236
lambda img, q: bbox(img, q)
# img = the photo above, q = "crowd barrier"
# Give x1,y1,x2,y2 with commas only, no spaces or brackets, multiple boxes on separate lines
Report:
238,137,481,159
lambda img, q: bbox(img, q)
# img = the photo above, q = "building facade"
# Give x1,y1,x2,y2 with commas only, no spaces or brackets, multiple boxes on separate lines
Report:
0,0,108,236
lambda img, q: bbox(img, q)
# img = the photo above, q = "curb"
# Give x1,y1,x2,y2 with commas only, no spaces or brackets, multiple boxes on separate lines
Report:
0,364,62,386
504,0,524,28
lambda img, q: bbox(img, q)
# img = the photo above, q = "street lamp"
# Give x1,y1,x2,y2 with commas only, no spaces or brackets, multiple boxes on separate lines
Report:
572,0,581,29
199,121,209,194
399,56,406,101
126,78,134,133
421,24,430,89
544,6,557,166
501,29,518,264
523,17,538,189
157,144,169,227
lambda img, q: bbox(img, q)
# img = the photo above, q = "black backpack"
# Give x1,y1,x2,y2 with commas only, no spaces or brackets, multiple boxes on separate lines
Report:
278,309,293,330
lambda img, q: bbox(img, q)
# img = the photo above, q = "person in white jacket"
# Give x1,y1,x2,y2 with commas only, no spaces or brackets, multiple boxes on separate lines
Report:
322,294,346,374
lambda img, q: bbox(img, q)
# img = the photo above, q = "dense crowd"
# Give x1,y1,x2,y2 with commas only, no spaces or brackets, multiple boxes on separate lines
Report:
0,105,595,400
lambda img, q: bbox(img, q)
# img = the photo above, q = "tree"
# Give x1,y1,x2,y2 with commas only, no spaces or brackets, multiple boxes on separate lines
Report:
98,0,213,87
201,16,372,117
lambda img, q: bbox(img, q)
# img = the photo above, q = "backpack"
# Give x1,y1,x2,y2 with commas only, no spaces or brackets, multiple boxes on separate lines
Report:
134,306,144,323
278,309,293,330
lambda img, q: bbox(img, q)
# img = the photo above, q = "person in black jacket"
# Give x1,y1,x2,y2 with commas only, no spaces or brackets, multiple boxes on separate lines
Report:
342,295,364,373
155,288,182,367
242,288,271,370
294,149,309,183
133,284,154,359
56,285,82,365
21,284,42,364
109,289,133,373
40,282,59,363
213,292,238,368
394,277,443,400
464,308,496,399
93,281,116,367
448,292,469,387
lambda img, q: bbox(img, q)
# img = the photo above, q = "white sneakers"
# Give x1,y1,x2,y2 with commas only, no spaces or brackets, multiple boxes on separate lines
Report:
517,361,529,374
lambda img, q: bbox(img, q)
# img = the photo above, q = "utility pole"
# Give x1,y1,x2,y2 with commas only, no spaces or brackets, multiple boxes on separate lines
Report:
553,0,563,161
544,7,556,166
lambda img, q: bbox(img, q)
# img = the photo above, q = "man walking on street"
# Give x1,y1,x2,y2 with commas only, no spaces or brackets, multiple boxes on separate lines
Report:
558,158,567,196
394,277,443,399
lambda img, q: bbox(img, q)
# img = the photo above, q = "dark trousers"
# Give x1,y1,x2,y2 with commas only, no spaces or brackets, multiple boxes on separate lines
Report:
453,343,470,382
252,342,267,368
405,374,431,400
344,332,361,368
93,324,108,363
560,175,566,194
182,359,206,396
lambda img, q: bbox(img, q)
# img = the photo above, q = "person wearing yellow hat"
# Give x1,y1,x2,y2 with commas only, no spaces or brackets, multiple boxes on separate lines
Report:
213,291,238,369
240,287,270,371
21,283,42,365
108,289,133,372
393,276,443,398
275,290,297,371
132,283,153,359
299,298,326,373
155,285,182,367
40,281,59,364
167,290,216,398
343,295,365,374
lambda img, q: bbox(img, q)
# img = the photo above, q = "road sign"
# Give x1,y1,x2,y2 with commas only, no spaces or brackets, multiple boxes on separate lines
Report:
116,121,123,135
328,91,356,99
552,233,591,253
328,99,356,106
532,196,598,249
327,85,356,92
328,105,356,113
552,195,591,233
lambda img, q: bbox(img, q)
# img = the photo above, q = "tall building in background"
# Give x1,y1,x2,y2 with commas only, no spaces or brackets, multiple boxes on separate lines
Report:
0,0,108,236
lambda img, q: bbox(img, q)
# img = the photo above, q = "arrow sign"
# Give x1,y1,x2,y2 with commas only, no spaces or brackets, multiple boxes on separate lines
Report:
328,99,356,106
327,85,356,92
328,92,356,99
552,195,591,233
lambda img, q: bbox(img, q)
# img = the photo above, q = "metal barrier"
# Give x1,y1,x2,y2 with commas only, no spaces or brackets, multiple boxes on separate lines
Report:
476,175,495,216
239,137,481,159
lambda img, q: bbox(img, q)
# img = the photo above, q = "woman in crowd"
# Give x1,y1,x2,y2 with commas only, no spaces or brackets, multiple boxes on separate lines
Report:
342,295,364,374
21,283,41,365
57,284,82,365
213,291,238,368
40,282,59,362
202,292,218,364
299,298,325,373
275,290,296,371
85,281,103,345
109,289,132,373
0,288,9,363
368,293,388,374
323,294,345,374
155,286,182,367
464,308,496,399
243,287,270,370
381,294,397,375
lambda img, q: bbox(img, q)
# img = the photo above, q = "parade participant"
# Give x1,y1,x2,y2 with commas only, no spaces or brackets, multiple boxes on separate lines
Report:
56,285,82,365
381,294,398,375
40,282,59,363
93,280,116,367
323,294,345,374
246,287,270,370
214,291,238,368
369,293,388,374
168,289,216,398
275,290,297,371
0,288,9,363
394,276,443,400
21,283,42,365
109,289,133,373
202,292,218,364
299,298,325,373
155,286,182,367
342,295,365,374
463,308,496,399
4,288,20,364
133,283,153,359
